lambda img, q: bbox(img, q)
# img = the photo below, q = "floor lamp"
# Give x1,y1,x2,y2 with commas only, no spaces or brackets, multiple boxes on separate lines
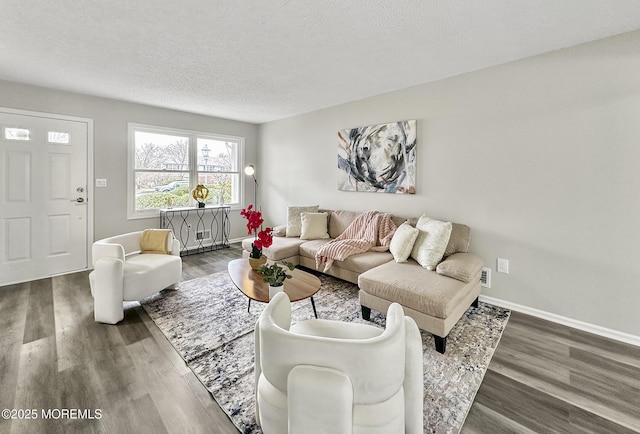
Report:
244,164,258,208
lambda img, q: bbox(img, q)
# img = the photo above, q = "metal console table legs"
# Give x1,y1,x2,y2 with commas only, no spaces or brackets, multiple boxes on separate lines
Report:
160,205,230,256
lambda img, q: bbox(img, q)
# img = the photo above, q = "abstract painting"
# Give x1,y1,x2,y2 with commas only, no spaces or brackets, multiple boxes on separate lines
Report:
337,120,416,193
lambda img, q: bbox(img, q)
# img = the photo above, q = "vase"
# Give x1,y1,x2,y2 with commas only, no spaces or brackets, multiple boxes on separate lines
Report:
269,285,284,300
248,255,267,270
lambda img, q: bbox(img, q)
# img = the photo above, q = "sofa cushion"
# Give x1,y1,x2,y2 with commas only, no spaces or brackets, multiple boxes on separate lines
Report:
436,252,483,283
298,239,332,259
300,212,330,240
286,205,319,237
328,210,361,238
242,236,306,261
358,260,473,319
272,225,287,237
299,239,392,274
123,253,182,300
443,223,471,257
389,222,419,263
410,216,452,270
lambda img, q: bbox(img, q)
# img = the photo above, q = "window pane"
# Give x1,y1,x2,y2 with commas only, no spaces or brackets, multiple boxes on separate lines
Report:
48,131,70,144
4,127,30,141
197,138,237,172
135,131,189,170
197,173,239,205
135,172,190,210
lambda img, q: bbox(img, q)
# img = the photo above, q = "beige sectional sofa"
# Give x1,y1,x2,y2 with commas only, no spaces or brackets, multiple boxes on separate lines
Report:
242,208,483,353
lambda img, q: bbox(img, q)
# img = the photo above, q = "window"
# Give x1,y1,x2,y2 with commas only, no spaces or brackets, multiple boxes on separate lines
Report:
48,131,70,144
4,127,30,141
128,123,244,219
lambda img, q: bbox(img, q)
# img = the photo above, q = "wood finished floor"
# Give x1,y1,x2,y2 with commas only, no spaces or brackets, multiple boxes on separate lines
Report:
1,244,638,433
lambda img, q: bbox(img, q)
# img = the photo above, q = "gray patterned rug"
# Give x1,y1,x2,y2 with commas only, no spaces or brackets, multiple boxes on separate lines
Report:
142,271,510,434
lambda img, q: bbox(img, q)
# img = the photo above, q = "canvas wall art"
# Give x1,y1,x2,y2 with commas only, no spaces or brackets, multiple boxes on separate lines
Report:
337,119,416,193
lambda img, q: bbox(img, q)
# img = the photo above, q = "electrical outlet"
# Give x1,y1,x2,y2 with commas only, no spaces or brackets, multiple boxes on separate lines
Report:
497,258,509,274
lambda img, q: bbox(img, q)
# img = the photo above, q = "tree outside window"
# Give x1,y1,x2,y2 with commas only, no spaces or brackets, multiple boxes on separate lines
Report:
128,124,243,219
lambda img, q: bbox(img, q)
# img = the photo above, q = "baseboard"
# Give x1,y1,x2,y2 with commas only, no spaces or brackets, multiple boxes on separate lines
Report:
479,295,640,348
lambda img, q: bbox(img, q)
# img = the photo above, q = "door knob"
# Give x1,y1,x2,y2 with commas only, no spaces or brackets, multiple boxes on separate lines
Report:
71,197,85,203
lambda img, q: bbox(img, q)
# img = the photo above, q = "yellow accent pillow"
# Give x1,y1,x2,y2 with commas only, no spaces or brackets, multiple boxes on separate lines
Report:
140,229,171,254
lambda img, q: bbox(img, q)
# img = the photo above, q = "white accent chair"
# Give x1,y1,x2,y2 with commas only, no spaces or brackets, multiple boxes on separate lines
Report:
255,292,424,434
89,230,182,324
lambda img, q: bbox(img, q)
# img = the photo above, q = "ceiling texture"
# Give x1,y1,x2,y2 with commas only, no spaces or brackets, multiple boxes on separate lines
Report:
2,1,640,124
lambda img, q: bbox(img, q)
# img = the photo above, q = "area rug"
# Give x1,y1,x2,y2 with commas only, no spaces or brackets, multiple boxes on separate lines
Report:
142,271,510,434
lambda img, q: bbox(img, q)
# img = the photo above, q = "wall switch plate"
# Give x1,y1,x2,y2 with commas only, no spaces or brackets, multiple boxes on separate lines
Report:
497,258,509,274
96,179,107,187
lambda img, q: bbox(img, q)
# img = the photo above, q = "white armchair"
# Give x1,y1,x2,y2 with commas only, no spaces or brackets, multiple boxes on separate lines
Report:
255,292,424,434
89,230,182,324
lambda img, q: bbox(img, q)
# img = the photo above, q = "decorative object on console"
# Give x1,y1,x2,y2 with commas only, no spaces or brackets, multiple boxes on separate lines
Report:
241,204,273,268
191,184,209,208
338,119,417,194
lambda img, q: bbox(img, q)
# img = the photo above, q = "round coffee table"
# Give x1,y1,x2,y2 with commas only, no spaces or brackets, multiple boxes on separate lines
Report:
227,258,321,318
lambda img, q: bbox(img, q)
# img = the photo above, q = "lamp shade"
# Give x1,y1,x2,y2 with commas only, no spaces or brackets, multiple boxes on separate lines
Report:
244,165,255,176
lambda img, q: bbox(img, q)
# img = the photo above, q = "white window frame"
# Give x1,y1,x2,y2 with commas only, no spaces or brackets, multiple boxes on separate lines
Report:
127,123,245,220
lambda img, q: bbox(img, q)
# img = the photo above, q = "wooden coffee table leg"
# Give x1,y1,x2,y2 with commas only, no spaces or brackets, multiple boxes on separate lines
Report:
247,299,251,313
310,297,318,319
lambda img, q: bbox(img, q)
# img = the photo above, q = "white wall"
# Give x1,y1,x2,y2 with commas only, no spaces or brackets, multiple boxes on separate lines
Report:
258,31,640,337
0,80,259,241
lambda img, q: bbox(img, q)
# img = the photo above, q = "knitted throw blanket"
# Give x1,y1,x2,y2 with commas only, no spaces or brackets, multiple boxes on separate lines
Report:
316,210,397,272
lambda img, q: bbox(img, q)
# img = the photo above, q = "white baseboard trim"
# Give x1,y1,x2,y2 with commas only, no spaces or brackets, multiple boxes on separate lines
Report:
479,295,640,348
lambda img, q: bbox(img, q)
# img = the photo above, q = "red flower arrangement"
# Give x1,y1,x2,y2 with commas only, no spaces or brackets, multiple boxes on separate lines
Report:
240,204,273,259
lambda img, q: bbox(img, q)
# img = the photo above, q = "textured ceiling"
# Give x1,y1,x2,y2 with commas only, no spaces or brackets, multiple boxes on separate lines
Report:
2,1,640,124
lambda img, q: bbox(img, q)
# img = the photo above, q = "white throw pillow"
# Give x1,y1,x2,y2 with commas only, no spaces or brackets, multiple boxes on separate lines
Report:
389,222,419,262
286,205,319,237
410,215,452,270
300,212,330,240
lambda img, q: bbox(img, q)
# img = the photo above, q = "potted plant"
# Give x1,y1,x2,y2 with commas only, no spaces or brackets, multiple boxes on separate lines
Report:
240,204,273,269
258,261,295,298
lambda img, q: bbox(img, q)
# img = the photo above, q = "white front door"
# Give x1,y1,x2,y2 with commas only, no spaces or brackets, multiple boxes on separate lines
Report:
0,109,89,286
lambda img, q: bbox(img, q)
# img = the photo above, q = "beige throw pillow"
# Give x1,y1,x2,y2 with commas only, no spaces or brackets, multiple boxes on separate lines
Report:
300,212,330,240
389,222,420,262
286,205,319,237
443,223,471,257
436,252,484,283
410,215,452,270
271,225,287,237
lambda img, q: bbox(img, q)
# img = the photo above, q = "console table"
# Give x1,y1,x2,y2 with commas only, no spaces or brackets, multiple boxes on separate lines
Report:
159,205,230,256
